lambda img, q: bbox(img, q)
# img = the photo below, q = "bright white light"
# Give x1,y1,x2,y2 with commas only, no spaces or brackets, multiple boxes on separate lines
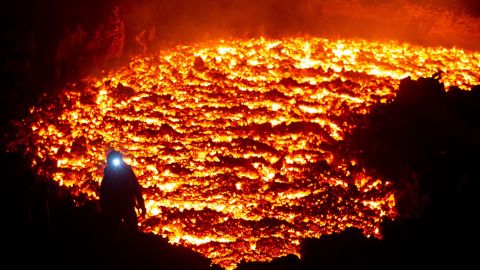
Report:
112,158,121,166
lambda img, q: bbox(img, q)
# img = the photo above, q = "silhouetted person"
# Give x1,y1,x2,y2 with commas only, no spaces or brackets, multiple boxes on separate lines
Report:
100,150,146,231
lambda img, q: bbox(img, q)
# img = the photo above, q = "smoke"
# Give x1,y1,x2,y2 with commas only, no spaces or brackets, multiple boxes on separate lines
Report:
114,0,480,52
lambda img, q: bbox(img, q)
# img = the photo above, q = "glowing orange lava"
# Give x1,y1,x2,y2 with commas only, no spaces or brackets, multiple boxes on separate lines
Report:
9,37,480,269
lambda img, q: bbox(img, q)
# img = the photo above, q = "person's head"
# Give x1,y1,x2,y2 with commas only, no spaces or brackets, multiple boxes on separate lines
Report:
107,149,123,167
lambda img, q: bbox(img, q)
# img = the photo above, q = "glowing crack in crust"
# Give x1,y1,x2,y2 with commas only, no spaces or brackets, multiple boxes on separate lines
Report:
14,37,480,269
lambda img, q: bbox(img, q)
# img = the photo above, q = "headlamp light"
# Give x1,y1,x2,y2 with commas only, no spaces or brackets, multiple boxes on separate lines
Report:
112,158,121,167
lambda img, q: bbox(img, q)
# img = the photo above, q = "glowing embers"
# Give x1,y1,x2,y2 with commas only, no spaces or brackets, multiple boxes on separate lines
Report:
17,37,480,269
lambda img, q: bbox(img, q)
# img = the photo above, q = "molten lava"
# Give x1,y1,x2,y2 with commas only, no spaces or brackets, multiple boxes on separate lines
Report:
10,37,480,269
